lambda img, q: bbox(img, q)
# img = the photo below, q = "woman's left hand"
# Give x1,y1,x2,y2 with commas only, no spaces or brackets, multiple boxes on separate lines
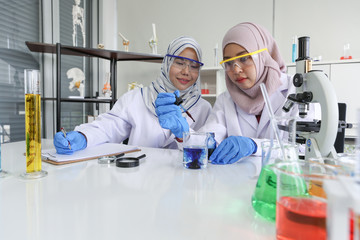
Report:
210,136,257,164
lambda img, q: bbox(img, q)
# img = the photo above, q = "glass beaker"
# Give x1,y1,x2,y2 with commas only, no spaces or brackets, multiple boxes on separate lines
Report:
271,161,343,240
355,211,360,240
324,176,360,240
0,140,10,178
183,132,209,169
251,140,299,221
20,69,47,179
311,155,357,177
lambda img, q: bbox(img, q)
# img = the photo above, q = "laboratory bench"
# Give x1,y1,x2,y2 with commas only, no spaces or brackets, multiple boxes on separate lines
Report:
0,139,275,240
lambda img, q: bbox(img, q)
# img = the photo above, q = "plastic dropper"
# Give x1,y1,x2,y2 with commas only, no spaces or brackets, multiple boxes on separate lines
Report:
174,95,195,122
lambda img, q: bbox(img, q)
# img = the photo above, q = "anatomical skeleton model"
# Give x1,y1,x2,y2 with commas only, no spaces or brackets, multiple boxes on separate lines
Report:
72,0,86,47
149,23,158,54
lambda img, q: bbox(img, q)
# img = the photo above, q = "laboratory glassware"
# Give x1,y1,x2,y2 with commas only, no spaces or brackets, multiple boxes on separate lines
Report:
0,140,10,178
251,140,298,221
251,115,297,221
207,132,216,160
183,132,209,169
324,176,360,240
292,36,297,62
20,69,47,179
272,160,346,240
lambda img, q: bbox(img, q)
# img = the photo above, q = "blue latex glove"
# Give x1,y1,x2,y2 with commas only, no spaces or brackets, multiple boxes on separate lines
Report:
155,90,189,139
210,136,257,164
155,90,179,106
53,131,87,155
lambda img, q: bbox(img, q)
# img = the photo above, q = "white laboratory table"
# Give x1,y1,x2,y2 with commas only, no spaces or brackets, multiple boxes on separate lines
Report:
0,139,276,240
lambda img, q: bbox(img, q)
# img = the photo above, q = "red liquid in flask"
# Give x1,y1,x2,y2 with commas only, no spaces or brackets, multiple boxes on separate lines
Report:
276,196,327,240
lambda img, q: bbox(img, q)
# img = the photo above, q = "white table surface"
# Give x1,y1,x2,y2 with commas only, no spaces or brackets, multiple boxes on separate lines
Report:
0,139,276,240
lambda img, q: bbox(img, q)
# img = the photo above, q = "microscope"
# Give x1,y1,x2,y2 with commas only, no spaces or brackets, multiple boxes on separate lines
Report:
283,36,339,160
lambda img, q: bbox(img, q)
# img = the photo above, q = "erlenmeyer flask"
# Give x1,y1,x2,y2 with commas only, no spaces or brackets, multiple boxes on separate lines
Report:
251,116,297,221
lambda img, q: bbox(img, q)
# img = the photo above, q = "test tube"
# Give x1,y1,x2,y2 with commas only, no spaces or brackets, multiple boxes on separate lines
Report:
214,43,218,66
292,36,297,63
20,69,47,179
356,109,360,179
0,139,10,178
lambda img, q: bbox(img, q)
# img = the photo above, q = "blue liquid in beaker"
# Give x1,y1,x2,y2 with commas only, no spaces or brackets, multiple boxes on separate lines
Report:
0,140,2,171
183,146,207,169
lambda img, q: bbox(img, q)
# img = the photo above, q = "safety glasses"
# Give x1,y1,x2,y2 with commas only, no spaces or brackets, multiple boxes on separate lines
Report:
166,54,204,73
219,48,268,72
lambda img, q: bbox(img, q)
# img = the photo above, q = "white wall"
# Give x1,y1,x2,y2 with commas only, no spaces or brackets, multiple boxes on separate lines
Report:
114,0,360,96
116,0,273,96
98,0,118,88
275,0,360,63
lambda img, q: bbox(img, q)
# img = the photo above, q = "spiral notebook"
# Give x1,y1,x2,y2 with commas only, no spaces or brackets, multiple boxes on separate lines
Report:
41,143,140,165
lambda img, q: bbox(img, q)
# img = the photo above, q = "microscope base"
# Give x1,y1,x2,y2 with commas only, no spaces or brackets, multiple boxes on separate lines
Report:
305,137,338,162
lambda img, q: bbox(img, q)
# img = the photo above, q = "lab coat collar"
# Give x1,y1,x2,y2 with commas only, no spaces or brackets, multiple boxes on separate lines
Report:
236,104,258,130
235,89,286,131
235,73,289,136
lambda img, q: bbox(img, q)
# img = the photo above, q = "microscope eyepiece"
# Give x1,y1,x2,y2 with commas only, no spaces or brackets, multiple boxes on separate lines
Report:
297,36,311,61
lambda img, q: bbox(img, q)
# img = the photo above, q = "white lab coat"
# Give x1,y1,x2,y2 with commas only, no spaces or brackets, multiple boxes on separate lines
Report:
199,73,315,156
75,88,212,149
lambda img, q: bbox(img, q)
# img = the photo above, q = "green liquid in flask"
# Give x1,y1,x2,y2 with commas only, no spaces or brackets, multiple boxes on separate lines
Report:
251,164,277,221
252,162,308,221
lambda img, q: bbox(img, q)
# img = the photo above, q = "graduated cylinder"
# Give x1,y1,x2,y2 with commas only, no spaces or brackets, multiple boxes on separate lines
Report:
24,69,43,174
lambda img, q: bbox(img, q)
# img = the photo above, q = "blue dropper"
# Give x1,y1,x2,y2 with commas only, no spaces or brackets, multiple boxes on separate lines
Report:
174,95,195,122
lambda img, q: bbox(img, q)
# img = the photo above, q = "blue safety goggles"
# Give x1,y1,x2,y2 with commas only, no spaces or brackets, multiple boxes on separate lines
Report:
166,54,204,73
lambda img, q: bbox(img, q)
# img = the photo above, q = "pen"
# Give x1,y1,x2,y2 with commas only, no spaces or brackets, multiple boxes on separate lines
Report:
174,95,195,122
60,127,72,150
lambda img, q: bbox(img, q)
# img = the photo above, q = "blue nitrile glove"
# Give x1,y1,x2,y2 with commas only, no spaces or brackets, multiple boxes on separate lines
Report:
155,90,189,139
53,131,87,155
210,136,257,164
155,90,179,106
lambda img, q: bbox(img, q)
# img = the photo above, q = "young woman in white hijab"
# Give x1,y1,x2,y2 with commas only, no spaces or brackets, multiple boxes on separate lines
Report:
53,36,211,154
202,22,314,164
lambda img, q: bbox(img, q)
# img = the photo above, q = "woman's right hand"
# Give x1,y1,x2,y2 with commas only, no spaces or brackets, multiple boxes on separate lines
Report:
154,91,178,106
53,131,87,155
155,91,189,139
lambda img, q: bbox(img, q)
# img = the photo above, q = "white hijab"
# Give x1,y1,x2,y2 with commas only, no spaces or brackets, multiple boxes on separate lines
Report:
142,36,203,116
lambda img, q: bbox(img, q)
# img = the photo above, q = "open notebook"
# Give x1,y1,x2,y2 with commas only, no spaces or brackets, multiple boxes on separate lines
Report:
42,143,140,165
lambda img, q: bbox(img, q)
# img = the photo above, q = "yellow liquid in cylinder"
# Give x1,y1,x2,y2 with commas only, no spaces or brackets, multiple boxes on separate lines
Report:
25,94,41,173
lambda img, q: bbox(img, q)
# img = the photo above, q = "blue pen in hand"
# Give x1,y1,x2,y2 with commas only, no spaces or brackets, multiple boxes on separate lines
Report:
60,127,72,150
